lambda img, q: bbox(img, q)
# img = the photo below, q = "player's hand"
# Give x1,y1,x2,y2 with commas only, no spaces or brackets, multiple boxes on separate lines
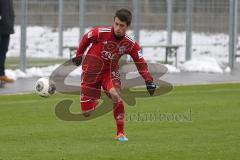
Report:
146,81,157,96
71,56,82,66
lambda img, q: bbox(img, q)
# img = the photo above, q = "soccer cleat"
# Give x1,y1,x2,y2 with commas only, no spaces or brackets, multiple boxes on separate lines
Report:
0,76,14,83
115,133,128,142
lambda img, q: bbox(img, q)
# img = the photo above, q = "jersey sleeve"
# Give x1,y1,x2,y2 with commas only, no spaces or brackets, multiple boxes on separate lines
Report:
129,43,153,83
76,28,99,58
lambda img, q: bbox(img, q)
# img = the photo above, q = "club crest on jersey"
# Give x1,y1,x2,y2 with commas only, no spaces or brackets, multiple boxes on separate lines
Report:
118,46,126,55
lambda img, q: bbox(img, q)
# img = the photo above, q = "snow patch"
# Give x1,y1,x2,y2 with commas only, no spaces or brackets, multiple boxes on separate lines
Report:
179,56,223,73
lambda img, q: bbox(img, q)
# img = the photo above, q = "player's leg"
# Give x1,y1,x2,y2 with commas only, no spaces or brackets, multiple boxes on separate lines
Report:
80,96,99,117
0,34,7,77
108,87,128,141
102,73,128,141
80,73,102,117
0,34,14,83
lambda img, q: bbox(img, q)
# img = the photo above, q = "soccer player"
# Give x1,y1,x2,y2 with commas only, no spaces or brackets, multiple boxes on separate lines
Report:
72,8,156,142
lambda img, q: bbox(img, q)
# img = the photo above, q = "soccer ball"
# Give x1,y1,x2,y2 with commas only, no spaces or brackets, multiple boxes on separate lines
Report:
35,77,56,97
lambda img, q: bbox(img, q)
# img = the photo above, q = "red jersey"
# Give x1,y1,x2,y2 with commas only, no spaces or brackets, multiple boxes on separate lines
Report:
76,26,153,82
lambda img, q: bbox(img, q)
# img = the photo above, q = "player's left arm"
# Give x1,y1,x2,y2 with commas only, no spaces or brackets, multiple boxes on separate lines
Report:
72,28,99,66
130,43,157,96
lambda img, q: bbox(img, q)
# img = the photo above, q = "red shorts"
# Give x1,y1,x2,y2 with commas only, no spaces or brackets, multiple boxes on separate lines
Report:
80,70,121,112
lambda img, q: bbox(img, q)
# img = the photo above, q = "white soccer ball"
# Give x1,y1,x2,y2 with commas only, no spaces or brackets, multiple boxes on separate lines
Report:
35,77,56,97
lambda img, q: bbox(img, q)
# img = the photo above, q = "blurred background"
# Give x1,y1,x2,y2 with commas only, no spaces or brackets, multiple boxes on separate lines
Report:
1,0,240,93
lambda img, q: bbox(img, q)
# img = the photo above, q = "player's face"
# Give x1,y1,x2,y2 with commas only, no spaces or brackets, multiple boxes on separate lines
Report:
113,17,128,37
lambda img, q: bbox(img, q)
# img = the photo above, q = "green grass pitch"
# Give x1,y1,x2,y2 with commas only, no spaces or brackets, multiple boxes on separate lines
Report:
0,83,240,160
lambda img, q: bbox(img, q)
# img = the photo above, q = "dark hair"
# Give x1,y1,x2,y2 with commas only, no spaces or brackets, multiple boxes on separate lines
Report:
114,8,132,26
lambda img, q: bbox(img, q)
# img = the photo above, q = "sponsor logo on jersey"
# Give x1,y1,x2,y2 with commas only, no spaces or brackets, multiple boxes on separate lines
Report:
101,51,115,60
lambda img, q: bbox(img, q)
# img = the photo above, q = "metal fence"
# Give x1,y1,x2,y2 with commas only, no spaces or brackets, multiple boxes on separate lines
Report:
14,0,235,31
12,0,239,71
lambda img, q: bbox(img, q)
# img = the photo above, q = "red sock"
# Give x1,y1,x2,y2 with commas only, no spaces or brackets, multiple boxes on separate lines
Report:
113,100,125,135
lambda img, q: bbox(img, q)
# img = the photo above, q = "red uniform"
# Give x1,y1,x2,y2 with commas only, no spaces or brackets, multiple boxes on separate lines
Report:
76,26,153,135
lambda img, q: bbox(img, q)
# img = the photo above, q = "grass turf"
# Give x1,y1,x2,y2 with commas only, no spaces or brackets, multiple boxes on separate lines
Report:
0,83,240,160
5,57,67,70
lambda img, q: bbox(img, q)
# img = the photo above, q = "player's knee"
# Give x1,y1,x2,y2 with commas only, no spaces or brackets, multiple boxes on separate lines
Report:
109,88,121,103
111,94,119,103
80,97,98,116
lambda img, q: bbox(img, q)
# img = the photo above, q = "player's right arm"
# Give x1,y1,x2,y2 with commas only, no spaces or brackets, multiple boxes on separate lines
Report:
72,28,99,66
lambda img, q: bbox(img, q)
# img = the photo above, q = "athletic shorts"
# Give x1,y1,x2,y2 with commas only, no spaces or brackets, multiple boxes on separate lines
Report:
80,70,121,112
